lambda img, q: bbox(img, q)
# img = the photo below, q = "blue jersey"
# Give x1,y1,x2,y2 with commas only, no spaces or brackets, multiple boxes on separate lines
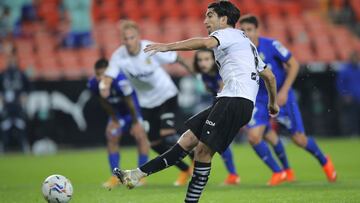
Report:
201,72,222,96
256,37,292,102
248,37,305,134
87,73,141,117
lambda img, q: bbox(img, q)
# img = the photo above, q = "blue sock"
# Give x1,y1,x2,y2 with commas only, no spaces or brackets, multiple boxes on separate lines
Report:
221,147,237,175
253,141,282,173
138,153,149,167
273,140,290,170
108,152,120,172
305,137,327,166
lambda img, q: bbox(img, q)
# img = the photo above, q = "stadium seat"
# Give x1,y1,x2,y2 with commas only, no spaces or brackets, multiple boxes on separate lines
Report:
14,39,34,54
36,54,62,80
139,20,163,42
57,50,84,79
17,52,37,70
79,48,101,77
0,54,7,71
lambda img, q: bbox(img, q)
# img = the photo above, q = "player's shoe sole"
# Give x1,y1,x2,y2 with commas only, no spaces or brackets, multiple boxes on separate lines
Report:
113,168,136,189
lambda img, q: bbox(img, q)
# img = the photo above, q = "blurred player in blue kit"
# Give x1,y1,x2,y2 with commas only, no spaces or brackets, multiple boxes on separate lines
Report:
88,59,149,189
239,15,337,186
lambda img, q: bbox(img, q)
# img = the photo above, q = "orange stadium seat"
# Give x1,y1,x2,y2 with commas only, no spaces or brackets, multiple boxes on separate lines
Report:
14,39,34,54
58,50,83,79
351,0,360,21
36,0,61,31
291,44,314,63
139,20,162,41
282,1,302,16
162,0,182,20
36,54,62,80
79,48,100,77
17,52,37,70
101,1,121,22
0,54,7,71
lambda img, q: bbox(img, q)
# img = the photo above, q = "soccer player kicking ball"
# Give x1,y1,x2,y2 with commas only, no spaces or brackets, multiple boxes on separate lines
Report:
114,2,279,202
88,59,149,189
239,15,337,186
100,20,193,186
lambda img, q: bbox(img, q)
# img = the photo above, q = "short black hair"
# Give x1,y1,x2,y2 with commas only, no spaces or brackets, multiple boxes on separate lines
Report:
193,48,218,73
94,58,108,70
239,14,259,28
208,1,240,28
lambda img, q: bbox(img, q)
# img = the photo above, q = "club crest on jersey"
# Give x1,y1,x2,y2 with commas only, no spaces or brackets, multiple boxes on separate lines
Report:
259,52,265,61
146,58,152,65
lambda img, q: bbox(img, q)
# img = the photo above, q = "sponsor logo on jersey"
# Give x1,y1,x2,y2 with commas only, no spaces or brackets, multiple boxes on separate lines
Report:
128,71,154,79
273,41,289,57
205,120,215,126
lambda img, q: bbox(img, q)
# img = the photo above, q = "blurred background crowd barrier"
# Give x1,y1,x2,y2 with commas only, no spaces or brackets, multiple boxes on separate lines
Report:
0,0,359,152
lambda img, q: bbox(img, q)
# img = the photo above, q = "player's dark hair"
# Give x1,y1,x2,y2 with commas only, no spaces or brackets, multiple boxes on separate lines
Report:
208,1,240,28
94,58,108,70
193,48,218,73
239,14,259,28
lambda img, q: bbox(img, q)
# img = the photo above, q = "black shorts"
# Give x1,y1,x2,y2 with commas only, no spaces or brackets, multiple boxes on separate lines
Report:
185,97,254,154
141,96,178,141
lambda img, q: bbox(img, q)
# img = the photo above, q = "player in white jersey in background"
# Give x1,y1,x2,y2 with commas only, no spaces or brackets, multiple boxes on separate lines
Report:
113,2,279,202
100,20,193,186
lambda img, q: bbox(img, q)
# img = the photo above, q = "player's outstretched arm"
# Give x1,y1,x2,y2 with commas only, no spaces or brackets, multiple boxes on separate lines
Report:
175,55,193,73
144,37,219,55
277,56,299,106
259,68,279,117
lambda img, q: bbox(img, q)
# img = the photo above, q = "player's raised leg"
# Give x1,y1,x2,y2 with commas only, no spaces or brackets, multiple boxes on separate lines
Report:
114,129,199,189
264,129,295,182
221,147,240,185
248,125,287,186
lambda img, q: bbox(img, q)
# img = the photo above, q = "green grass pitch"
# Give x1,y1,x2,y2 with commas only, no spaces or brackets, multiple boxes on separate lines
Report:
0,138,359,203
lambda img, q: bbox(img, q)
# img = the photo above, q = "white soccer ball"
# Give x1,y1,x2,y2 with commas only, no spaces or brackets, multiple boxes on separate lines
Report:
42,175,73,203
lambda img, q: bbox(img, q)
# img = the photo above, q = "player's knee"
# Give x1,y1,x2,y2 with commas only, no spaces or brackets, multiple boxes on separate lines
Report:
292,133,307,148
194,143,214,161
247,133,262,145
178,130,199,151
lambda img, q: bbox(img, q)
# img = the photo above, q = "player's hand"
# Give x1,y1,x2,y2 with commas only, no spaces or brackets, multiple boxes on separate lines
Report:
99,81,110,98
268,103,280,118
144,43,169,55
106,119,121,136
130,121,146,137
277,89,288,106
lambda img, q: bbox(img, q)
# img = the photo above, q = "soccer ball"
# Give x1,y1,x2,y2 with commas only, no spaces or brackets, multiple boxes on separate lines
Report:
42,175,73,203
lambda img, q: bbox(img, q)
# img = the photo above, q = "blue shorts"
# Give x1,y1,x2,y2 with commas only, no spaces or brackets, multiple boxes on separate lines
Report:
247,92,305,135
108,114,143,137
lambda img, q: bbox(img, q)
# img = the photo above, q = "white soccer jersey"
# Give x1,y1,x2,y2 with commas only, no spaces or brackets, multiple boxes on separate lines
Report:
105,40,178,108
210,28,267,103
